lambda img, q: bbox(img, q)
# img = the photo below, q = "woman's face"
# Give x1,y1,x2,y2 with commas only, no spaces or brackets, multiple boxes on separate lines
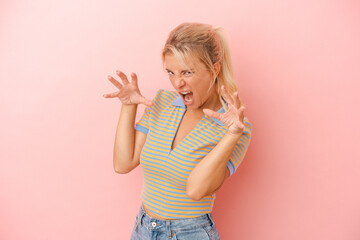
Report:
164,53,221,111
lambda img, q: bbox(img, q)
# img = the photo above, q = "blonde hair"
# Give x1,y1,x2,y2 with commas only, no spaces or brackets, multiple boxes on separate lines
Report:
161,22,238,110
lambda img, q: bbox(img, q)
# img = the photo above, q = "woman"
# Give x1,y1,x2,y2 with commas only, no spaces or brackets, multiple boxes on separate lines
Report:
103,22,252,240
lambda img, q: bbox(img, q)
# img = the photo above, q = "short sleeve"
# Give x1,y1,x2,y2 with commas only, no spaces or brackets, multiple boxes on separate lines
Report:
135,106,151,134
227,117,252,177
134,89,163,135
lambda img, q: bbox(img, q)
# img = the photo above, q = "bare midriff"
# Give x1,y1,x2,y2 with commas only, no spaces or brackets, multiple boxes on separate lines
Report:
142,203,173,220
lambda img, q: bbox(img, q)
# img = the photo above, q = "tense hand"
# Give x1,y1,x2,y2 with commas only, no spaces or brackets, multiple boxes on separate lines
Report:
203,86,246,135
103,70,153,107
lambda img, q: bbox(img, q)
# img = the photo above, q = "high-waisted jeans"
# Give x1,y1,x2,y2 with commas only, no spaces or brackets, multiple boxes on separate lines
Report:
130,204,220,240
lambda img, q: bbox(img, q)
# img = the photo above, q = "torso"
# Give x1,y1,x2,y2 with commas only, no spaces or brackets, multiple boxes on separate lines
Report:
171,110,203,150
144,110,204,220
142,97,223,220
142,203,173,220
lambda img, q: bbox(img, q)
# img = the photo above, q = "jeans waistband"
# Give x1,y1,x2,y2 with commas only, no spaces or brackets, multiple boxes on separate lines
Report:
136,204,216,232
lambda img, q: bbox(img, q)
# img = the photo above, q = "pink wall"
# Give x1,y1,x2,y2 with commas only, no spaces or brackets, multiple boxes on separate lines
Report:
1,0,359,239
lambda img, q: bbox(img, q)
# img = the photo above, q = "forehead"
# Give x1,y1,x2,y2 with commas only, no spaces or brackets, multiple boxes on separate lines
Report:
164,53,203,71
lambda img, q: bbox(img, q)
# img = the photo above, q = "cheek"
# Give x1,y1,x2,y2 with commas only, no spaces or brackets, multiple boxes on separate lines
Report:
169,78,176,86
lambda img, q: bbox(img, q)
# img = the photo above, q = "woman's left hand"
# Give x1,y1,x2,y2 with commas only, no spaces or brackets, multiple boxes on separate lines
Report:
203,86,246,136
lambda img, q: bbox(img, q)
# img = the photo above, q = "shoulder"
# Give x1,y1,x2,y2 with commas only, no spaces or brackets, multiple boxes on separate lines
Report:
152,89,179,107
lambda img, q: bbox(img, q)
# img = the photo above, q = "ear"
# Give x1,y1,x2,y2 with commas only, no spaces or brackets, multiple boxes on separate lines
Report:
213,62,221,78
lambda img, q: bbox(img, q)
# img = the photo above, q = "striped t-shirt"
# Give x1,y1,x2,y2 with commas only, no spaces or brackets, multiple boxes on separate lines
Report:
135,89,252,219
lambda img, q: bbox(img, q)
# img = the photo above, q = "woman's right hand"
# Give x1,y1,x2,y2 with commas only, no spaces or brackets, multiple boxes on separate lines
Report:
103,70,153,107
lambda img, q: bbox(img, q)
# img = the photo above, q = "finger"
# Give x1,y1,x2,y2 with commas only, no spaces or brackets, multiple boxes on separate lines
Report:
131,72,139,87
107,75,123,90
139,96,153,107
103,91,119,98
235,120,245,130
239,105,246,121
238,93,244,107
203,108,222,120
144,99,153,107
116,70,129,84
233,92,242,109
221,86,234,105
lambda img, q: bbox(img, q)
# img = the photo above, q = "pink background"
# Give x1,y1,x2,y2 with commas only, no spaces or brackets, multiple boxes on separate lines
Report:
1,0,359,239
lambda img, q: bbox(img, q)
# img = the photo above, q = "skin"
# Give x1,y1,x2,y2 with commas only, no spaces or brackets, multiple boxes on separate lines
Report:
103,55,246,220
164,53,246,134
164,53,222,114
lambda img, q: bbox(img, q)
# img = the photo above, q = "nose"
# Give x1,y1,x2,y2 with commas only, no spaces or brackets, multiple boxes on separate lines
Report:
174,76,185,88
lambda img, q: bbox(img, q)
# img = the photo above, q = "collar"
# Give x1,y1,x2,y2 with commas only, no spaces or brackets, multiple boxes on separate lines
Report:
171,95,227,126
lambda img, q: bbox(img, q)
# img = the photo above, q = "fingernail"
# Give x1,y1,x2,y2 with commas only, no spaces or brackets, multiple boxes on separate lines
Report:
107,75,111,79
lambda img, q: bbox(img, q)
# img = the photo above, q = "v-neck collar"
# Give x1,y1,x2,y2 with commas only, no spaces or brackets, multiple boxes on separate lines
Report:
171,95,227,126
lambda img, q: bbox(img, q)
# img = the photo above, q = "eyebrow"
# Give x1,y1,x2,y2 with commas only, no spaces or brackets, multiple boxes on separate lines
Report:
165,68,195,72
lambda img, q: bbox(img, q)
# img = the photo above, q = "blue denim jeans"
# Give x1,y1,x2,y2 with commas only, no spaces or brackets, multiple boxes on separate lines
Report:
130,204,220,240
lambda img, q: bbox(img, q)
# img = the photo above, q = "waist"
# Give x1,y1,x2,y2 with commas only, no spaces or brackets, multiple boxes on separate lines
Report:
142,203,172,220
141,186,215,219
137,203,215,230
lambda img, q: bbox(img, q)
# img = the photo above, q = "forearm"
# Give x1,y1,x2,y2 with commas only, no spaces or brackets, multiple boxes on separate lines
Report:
186,131,242,201
113,104,138,173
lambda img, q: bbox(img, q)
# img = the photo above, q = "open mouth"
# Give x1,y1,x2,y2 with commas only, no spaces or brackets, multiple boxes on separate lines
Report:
179,91,194,104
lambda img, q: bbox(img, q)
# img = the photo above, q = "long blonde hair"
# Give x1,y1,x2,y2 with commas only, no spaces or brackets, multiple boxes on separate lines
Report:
161,22,238,110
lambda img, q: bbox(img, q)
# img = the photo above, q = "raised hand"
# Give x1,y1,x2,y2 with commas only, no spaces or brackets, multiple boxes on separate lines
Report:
103,70,153,107
203,85,246,135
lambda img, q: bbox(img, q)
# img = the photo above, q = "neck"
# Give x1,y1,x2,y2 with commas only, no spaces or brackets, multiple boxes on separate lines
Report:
187,91,222,115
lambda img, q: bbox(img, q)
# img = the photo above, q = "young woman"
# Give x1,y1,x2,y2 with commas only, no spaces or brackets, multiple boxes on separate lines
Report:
103,22,252,240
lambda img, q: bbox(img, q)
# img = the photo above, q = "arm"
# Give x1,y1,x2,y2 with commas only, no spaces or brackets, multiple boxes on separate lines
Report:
186,131,241,201
113,104,147,174
186,85,249,200
103,71,152,174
